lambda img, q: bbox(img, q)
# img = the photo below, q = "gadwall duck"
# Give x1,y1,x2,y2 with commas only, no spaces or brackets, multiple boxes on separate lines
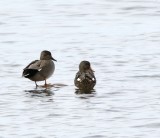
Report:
74,61,96,92
22,50,57,87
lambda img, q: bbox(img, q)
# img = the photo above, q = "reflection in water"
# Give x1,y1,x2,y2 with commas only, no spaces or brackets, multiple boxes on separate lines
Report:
75,89,96,99
38,83,68,88
24,88,54,96
75,88,96,95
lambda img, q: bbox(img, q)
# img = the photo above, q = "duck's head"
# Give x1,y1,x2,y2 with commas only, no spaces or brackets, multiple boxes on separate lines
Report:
79,60,94,72
40,50,57,61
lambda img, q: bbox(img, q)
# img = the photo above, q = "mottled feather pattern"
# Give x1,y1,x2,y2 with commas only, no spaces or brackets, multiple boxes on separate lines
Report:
75,71,96,92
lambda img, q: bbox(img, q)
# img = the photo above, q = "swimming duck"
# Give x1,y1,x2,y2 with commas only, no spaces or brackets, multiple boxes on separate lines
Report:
74,61,96,92
22,50,57,87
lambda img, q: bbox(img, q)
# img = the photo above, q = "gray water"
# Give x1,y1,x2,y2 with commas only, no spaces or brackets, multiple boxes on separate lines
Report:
0,0,160,137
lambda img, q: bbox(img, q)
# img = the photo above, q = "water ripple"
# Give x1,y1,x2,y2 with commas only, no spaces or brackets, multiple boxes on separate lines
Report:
0,0,160,137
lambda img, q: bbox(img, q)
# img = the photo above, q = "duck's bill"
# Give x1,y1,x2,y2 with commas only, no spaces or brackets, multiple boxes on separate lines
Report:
52,57,57,61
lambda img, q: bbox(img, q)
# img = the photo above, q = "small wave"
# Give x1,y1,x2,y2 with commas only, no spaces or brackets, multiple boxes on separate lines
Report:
135,122,160,128
130,75,160,78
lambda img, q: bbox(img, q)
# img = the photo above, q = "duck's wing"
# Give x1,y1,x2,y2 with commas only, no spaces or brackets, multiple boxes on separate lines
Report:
83,71,96,85
24,60,40,69
75,71,96,82
74,71,81,83
22,60,41,78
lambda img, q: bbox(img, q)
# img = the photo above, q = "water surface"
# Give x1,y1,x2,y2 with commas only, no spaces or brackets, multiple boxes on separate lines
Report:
0,0,160,137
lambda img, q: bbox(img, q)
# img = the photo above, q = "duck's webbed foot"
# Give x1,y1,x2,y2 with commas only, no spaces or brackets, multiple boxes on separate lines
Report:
43,80,54,88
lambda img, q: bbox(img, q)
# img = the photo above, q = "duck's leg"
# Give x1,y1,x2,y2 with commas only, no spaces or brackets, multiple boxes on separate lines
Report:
35,81,38,87
44,79,47,87
43,79,54,87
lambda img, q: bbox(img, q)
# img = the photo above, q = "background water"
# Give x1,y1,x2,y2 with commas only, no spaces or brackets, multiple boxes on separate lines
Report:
0,0,160,137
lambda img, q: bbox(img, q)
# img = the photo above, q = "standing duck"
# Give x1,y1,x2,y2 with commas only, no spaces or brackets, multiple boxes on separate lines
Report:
74,61,96,92
22,50,57,87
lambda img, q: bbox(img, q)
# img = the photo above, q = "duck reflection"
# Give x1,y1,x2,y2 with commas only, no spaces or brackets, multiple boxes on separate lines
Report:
25,88,54,96
75,88,96,95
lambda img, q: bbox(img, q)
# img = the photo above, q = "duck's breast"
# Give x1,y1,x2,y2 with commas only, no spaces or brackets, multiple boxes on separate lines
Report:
39,60,55,79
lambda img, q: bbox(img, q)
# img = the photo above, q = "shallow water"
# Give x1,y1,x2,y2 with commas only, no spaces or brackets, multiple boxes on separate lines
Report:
0,0,160,137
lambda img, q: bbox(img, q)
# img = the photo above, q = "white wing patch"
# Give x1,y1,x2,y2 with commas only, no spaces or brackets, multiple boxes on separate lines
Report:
24,74,29,77
77,78,81,82
38,68,42,71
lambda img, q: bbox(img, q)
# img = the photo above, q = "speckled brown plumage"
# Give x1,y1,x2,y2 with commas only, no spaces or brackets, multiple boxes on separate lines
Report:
74,61,96,92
